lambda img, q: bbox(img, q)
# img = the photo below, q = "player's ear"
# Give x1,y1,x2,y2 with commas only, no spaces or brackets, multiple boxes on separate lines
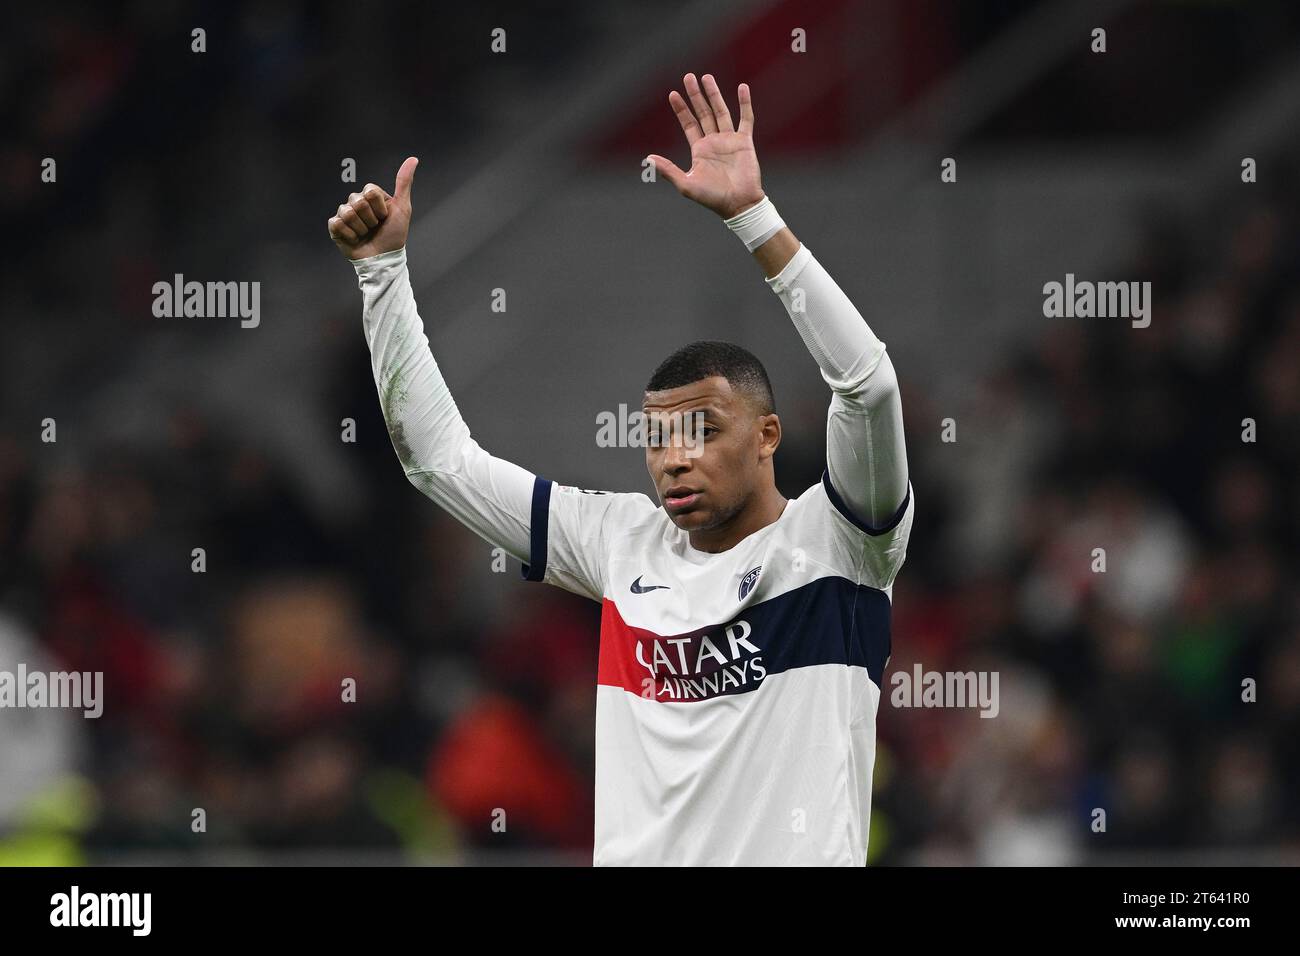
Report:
758,413,781,459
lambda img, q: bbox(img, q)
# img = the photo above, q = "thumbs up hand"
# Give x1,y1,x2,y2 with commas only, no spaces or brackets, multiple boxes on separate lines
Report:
328,156,419,260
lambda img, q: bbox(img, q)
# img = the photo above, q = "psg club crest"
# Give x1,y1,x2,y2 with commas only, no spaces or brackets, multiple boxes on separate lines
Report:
738,565,762,601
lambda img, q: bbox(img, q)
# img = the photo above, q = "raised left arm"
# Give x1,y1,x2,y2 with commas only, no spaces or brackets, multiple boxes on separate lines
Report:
648,73,909,529
761,237,910,530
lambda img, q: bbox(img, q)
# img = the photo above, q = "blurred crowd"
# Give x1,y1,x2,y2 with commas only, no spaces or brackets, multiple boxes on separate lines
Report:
1,1,1297,865
875,171,1300,863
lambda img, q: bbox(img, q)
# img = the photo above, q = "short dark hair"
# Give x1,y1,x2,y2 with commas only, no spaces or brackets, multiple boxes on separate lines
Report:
645,340,775,416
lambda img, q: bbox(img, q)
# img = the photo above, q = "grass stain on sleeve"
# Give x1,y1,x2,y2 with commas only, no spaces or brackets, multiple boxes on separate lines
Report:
380,331,416,469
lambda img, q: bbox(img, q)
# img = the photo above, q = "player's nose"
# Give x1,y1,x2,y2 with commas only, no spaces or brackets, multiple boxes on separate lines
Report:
661,441,695,472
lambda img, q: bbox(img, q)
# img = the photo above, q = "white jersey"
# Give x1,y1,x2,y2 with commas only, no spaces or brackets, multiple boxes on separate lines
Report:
351,232,912,866
528,474,912,865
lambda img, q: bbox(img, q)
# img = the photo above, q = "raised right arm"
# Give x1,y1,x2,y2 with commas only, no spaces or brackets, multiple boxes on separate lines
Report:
352,247,534,562
329,157,533,563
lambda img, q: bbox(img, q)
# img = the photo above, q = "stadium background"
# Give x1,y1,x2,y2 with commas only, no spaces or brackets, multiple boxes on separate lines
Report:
1,0,1298,865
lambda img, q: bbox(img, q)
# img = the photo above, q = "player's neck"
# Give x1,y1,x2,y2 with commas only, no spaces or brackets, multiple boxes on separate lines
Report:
688,485,788,554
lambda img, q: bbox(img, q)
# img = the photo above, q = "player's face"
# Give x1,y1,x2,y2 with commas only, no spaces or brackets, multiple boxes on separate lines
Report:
643,376,777,533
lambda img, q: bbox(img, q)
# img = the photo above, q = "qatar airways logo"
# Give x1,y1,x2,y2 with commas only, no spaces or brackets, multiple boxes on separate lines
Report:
636,619,766,701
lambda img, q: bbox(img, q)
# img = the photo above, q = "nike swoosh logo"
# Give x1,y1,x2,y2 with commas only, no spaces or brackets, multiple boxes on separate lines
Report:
630,575,670,594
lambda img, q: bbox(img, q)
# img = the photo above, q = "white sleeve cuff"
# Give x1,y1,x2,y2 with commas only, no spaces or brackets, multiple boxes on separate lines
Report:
764,243,813,293
351,247,407,277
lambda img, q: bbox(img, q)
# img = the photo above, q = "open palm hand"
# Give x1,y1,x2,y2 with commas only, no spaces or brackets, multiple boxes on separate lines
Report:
648,73,764,219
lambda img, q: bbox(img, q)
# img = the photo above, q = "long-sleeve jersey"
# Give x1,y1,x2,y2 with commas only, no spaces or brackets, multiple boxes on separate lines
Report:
353,240,913,865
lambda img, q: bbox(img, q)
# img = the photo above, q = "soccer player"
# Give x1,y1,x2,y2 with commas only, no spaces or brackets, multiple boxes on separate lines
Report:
327,73,913,866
